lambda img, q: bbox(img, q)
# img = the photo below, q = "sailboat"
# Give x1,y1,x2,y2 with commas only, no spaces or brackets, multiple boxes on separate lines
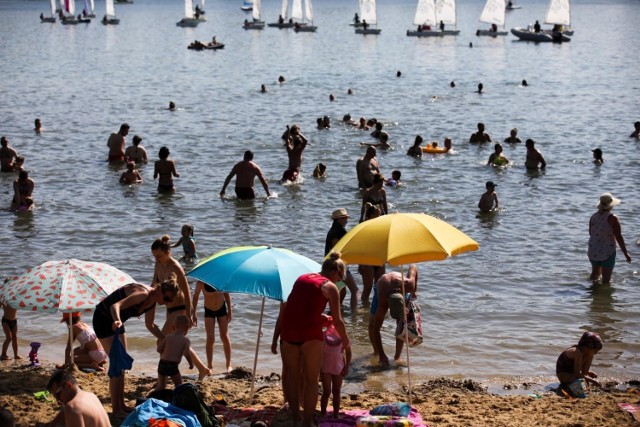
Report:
243,0,265,29
40,0,57,22
293,0,317,32
476,0,508,36
83,0,96,17
61,0,79,24
102,0,119,25
195,0,205,15
176,0,200,27
511,0,572,42
355,0,381,35
268,0,296,28
241,0,253,11
407,0,458,37
506,0,522,10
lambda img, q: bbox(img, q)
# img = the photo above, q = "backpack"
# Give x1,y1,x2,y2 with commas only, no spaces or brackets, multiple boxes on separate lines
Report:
172,383,220,427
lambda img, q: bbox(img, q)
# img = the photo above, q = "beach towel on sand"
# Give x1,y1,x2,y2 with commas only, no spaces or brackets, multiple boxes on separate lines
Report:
318,408,427,427
108,329,134,378
618,403,640,421
121,398,201,427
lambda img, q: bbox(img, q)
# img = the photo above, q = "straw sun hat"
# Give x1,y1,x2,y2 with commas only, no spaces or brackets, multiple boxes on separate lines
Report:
597,192,621,211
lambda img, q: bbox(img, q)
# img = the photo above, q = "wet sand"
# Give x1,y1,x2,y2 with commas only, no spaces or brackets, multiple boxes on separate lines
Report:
0,362,637,426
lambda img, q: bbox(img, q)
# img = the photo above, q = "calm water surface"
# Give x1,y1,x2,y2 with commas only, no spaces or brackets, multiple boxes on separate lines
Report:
1,0,639,392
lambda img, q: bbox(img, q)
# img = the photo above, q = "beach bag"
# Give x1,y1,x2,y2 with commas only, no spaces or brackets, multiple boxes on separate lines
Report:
395,296,423,347
172,383,220,427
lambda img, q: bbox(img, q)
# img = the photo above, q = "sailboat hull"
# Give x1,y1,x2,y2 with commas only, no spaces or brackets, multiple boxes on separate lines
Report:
294,25,317,32
102,18,119,25
407,29,459,37
176,19,199,27
267,22,295,28
510,27,570,42
243,21,265,29
476,29,508,36
41,17,57,23
355,28,381,35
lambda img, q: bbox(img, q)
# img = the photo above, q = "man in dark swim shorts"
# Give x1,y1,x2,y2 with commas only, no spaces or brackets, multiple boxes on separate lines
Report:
220,150,270,200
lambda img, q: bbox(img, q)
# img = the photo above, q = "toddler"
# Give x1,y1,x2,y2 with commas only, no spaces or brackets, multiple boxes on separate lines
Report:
320,315,350,419
171,224,198,262
156,315,193,391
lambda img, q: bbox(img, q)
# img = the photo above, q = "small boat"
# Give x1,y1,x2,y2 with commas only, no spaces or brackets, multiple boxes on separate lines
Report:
188,38,225,50
268,0,297,28
60,0,79,25
177,0,200,27
511,0,572,42
77,13,91,23
292,0,317,32
506,0,521,10
354,0,381,35
115,0,133,4
40,0,57,22
102,0,119,25
82,0,96,17
242,0,265,29
407,0,459,37
476,0,508,36
241,0,253,11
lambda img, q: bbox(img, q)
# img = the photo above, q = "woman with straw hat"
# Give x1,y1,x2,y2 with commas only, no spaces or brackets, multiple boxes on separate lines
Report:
588,192,632,283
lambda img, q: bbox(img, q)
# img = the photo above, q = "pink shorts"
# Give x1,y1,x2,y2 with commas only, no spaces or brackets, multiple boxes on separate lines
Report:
89,349,108,364
322,346,344,376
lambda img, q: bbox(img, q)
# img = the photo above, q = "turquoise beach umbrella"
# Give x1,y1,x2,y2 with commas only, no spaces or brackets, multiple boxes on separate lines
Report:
186,245,321,403
187,245,321,302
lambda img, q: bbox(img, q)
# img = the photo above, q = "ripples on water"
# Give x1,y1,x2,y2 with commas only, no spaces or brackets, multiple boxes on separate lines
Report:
1,0,639,390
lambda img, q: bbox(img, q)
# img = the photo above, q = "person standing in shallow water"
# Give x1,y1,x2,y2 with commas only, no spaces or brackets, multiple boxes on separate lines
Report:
220,150,271,200
154,146,179,193
107,123,129,163
588,193,631,284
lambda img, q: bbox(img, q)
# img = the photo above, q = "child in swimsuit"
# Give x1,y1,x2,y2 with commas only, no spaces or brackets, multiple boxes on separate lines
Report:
156,315,193,391
58,312,107,371
1,303,20,360
320,315,348,419
192,281,232,372
171,224,198,262
556,331,603,394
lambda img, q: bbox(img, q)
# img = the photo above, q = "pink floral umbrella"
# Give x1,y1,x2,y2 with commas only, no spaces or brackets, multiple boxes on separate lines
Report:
1,259,135,313
1,259,135,368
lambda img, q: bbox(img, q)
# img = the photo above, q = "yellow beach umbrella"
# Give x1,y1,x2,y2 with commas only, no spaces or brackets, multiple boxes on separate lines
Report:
329,212,479,404
330,212,479,266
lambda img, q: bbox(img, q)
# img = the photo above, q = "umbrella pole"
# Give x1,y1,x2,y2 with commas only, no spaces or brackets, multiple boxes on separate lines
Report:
68,315,74,369
250,297,266,405
400,265,412,406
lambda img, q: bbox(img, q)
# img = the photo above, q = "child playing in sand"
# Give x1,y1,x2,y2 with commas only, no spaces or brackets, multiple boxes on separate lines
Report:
192,281,232,372
119,162,143,184
556,331,603,394
156,315,193,391
478,181,499,213
1,303,20,360
57,312,107,371
171,224,198,262
320,315,350,419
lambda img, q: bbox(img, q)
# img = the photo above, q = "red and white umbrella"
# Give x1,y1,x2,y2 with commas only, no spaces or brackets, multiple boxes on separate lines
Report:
1,259,135,313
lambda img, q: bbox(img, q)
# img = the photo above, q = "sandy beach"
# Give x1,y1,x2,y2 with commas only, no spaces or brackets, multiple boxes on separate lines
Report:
0,361,637,427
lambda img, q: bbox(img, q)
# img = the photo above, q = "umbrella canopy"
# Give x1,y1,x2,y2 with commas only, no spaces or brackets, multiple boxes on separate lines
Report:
186,245,321,302
1,259,135,312
330,212,479,266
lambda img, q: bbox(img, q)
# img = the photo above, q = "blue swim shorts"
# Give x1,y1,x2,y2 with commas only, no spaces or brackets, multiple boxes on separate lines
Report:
589,253,616,270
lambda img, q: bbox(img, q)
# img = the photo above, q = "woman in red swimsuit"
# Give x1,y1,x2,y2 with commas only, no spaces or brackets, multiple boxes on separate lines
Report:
279,252,352,427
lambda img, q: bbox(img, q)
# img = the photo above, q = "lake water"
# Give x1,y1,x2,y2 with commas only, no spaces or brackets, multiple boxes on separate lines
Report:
1,0,639,393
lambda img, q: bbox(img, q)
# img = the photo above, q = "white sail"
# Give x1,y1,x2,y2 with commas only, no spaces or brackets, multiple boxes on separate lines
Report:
252,0,261,20
66,0,75,15
304,0,313,22
184,0,194,19
413,0,436,27
545,0,570,25
435,0,456,26
201,0,205,9
479,0,505,26
60,0,64,12
50,0,56,15
359,0,377,25
281,0,288,19
89,0,94,13
106,0,115,17
291,0,302,21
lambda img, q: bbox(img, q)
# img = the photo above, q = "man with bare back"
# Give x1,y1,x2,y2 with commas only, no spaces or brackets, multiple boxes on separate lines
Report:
220,150,271,200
